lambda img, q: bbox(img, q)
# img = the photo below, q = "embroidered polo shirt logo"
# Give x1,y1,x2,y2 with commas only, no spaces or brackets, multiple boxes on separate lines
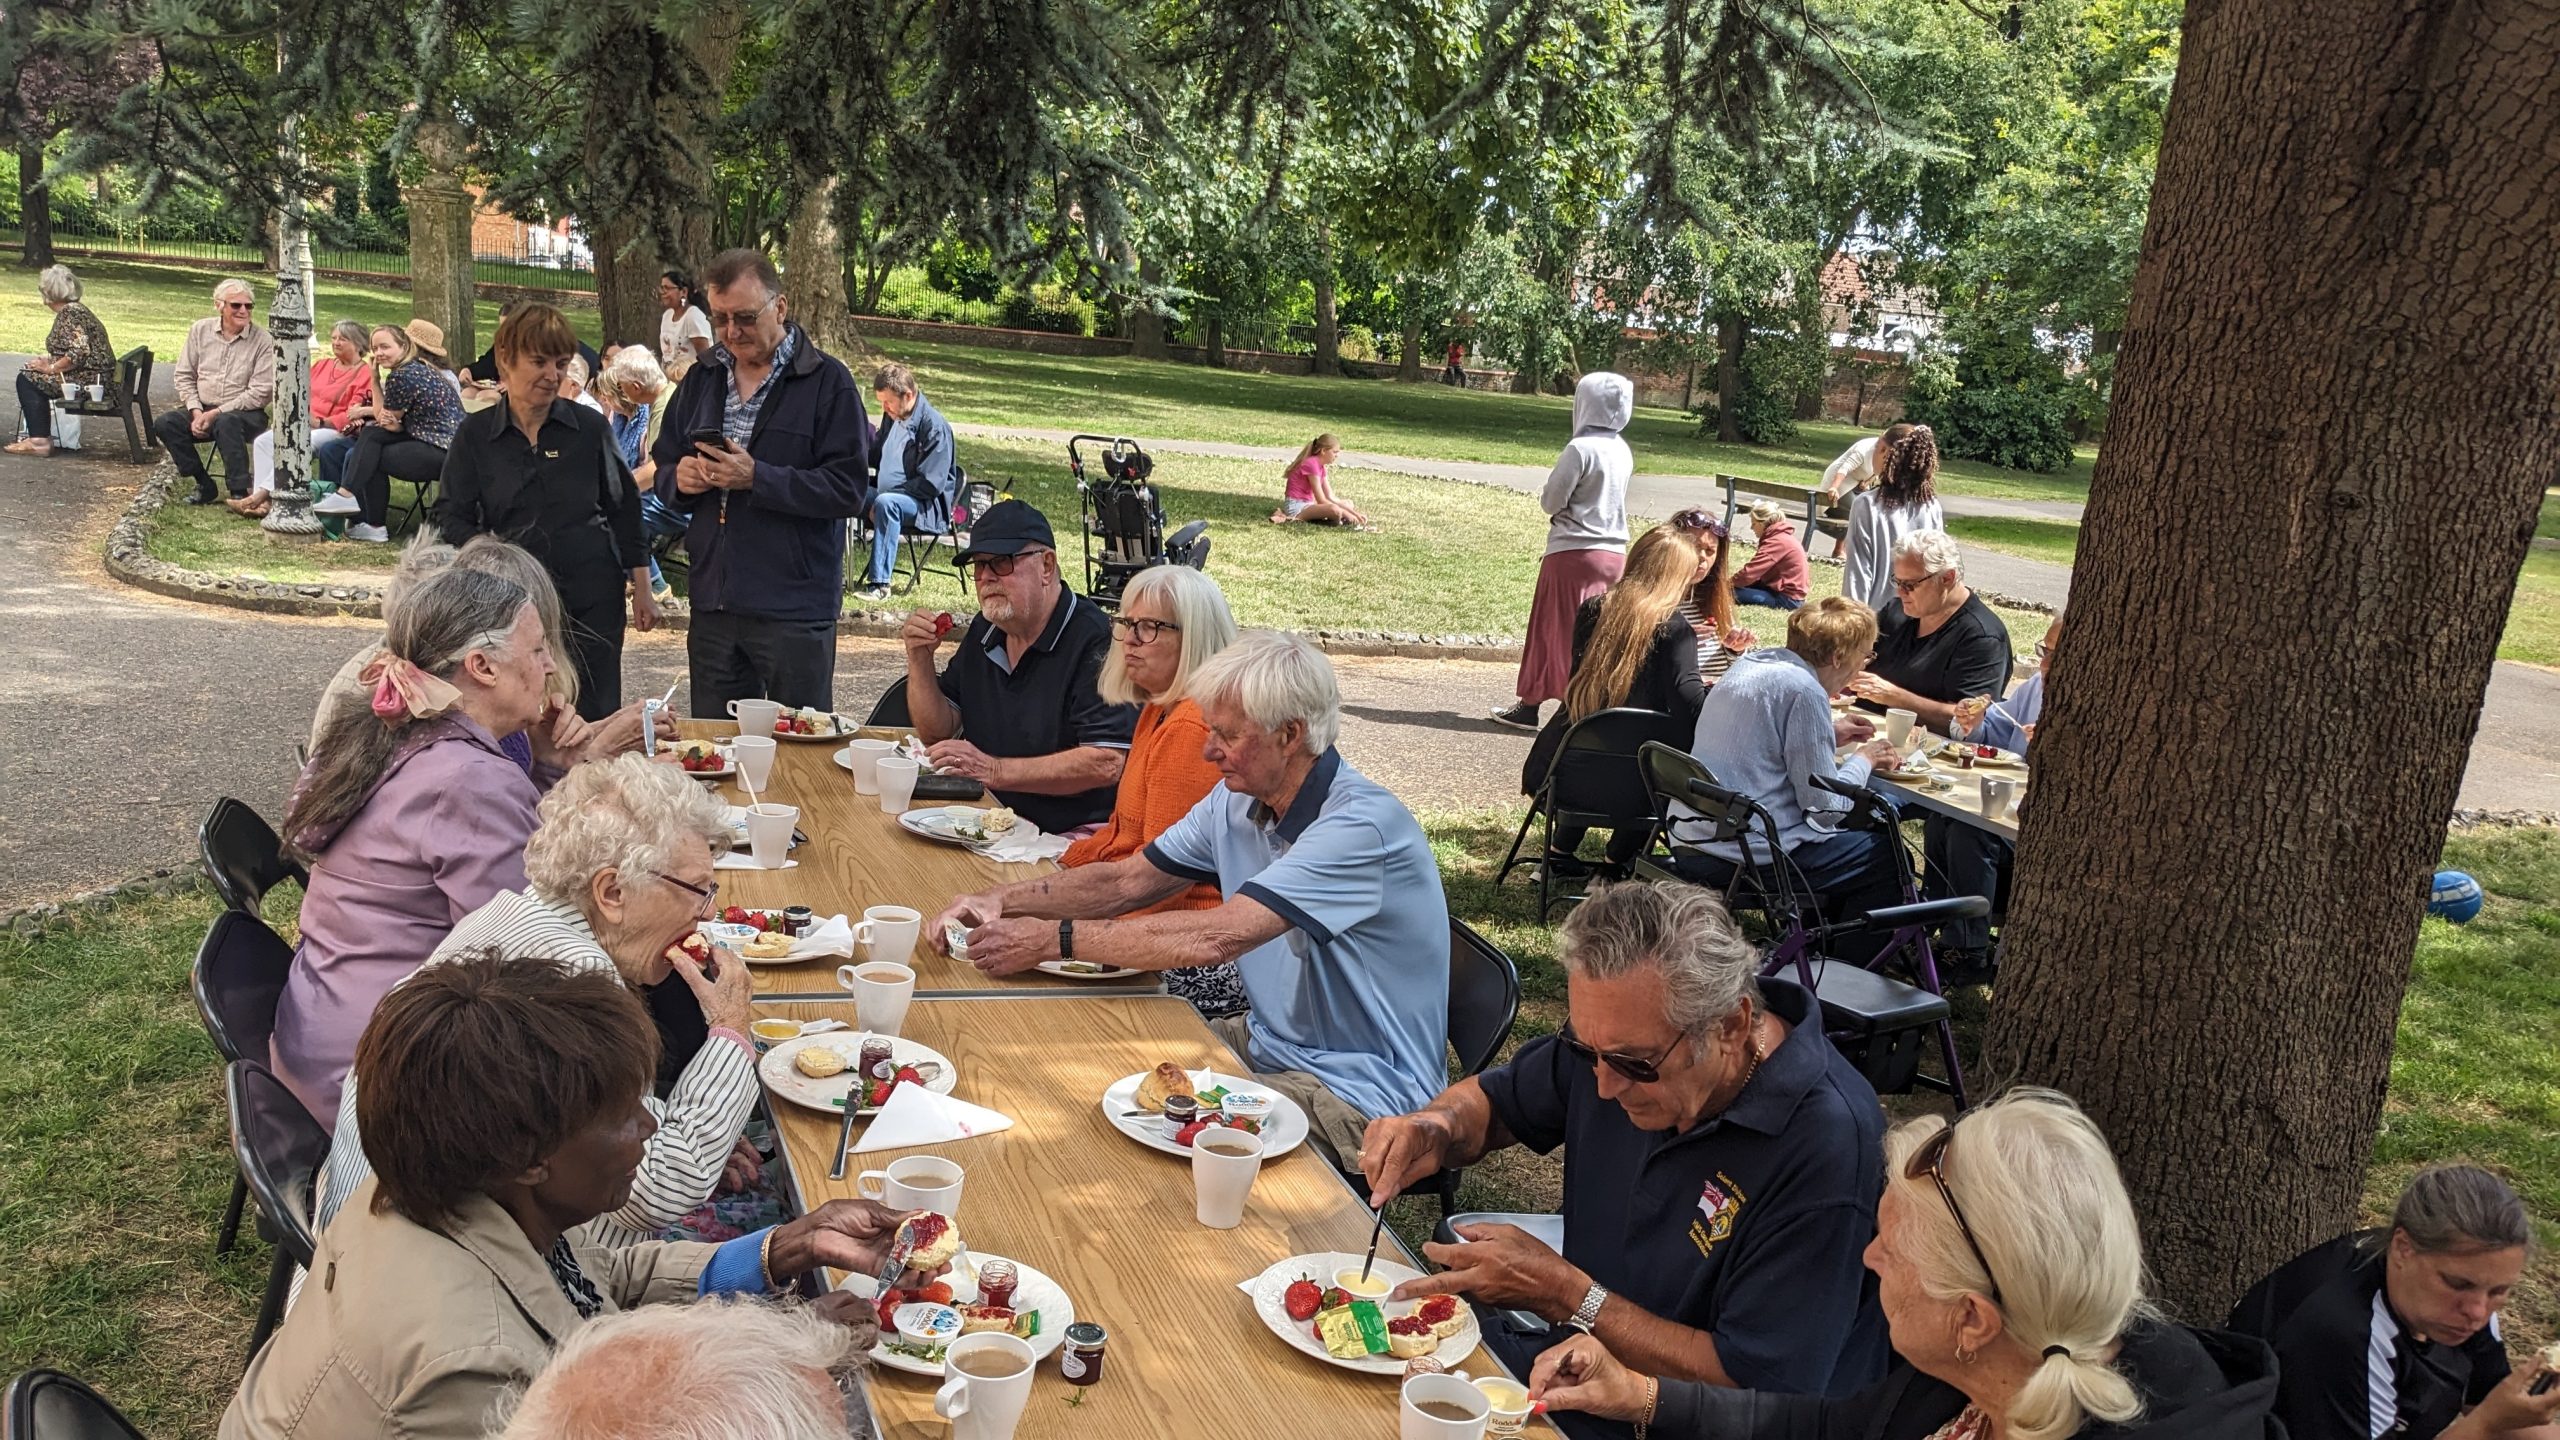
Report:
1688,1172,1747,1259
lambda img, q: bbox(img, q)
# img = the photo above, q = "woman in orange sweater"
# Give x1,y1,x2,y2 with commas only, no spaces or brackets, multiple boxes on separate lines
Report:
1061,563,1243,1016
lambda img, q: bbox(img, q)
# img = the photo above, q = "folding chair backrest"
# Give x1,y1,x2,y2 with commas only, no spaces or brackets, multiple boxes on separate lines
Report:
1551,710,1692,832
225,1060,327,1268
200,797,306,914
1638,742,1766,851
192,910,294,1066
952,478,999,529
866,676,912,728
118,348,152,410
3,1369,150,1440
1447,919,1522,1079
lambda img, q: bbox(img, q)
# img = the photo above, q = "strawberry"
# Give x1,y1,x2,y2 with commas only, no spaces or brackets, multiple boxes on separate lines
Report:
1283,1276,1322,1322
933,612,956,637
1173,1118,1213,1147
893,1064,925,1088
918,1281,954,1306
876,1287,907,1330
722,906,749,926
1318,1287,1350,1311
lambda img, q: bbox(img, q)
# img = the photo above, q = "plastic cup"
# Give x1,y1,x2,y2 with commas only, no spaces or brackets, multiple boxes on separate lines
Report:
850,904,922,966
933,1333,1035,1440
744,802,798,868
1885,708,1918,749
1473,1377,1533,1439
875,755,920,813
834,959,916,1036
1190,1125,1264,1228
844,737,895,795
1401,1373,1491,1440
731,734,778,791
727,697,782,737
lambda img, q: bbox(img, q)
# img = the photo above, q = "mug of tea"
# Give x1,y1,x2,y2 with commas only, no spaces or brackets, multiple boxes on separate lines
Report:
728,697,783,737
834,959,915,1037
856,1154,963,1216
1401,1372,1492,1440
933,1332,1036,1440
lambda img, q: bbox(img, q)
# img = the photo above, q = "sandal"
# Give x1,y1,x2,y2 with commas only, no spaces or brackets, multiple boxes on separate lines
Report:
3,438,49,456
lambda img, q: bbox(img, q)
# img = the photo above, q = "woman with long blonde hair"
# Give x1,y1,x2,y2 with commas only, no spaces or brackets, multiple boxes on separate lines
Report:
1271,432,1373,527
1521,522,1710,874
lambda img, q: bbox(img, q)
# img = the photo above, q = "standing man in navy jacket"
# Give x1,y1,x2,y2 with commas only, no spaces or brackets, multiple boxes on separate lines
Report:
652,247,872,715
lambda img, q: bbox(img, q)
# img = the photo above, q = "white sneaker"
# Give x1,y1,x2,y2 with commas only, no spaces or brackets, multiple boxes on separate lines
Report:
311,490,361,515
347,523,391,543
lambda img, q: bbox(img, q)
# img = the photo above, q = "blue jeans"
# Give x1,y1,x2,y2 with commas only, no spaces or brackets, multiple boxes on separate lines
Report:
1734,585,1803,611
641,491,688,589
867,489,927,586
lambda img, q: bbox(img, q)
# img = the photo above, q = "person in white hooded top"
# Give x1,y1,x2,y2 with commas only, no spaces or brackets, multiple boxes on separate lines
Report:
1493,372,1636,729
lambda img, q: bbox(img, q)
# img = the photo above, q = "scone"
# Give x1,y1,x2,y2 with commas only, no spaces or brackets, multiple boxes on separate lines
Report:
1134,1061,1194,1113
1385,1314,1438,1359
743,931,796,959
793,1045,847,1079
1415,1294,1466,1338
980,806,1018,835
897,1212,963,1272
957,1304,1017,1335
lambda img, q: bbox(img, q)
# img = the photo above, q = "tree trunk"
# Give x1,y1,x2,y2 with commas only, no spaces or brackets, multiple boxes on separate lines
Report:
1204,314,1226,368
1310,221,1341,377
1397,311,1424,383
1981,0,2560,1321
785,175,853,358
1715,312,1744,442
1130,254,1168,360
402,119,477,364
592,217,663,351
18,141,52,269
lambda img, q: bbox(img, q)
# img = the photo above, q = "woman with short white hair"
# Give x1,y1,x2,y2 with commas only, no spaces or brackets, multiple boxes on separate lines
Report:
1531,1089,2284,1440
600,344,685,603
8,263,115,457
494,1297,873,1440
317,751,767,1248
1061,565,1244,1015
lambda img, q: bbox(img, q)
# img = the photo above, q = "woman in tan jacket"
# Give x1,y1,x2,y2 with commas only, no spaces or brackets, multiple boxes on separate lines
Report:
223,954,926,1439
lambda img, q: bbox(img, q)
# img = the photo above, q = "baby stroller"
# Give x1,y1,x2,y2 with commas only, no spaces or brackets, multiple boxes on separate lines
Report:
1068,434,1210,609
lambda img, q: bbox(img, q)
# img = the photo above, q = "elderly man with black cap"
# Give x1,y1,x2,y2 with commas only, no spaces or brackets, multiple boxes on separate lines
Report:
900,500,1137,833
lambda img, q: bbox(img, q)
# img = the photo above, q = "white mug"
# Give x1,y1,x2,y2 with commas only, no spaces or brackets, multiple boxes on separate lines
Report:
874,755,921,813
744,802,798,868
834,959,916,1036
1980,776,2020,823
933,1332,1035,1440
1884,707,1919,749
1190,1124,1264,1229
727,697,783,737
852,904,922,966
856,1154,963,1216
731,734,778,791
1401,1373,1492,1440
844,737,895,795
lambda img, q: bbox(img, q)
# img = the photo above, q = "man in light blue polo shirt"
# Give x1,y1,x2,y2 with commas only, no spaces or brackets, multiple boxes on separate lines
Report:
929,630,1450,1166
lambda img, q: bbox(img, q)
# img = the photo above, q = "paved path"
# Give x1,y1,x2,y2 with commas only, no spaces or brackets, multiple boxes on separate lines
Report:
955,422,2079,608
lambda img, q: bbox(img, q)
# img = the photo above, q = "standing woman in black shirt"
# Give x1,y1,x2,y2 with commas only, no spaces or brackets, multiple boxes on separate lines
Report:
438,303,656,718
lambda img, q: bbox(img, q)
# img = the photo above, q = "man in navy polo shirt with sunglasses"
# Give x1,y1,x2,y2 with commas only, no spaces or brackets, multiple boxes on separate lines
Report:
1362,881,1889,1440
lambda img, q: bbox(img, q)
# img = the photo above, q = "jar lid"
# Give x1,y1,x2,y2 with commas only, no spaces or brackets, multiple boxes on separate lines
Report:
1063,1321,1107,1348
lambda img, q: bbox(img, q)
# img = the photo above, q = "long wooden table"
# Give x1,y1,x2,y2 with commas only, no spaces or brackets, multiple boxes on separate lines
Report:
1871,757,2026,842
677,721,1161,999
757,994,1549,1440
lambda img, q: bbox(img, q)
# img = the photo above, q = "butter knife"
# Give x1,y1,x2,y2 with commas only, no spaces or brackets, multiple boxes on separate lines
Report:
828,1085,861,1181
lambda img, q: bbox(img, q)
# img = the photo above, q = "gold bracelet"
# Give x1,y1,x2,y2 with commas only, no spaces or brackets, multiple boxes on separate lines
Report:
1634,1376,1659,1440
758,1226,780,1289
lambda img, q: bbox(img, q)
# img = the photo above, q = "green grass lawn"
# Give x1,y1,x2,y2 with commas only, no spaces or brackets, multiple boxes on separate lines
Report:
137,435,2057,645
7,820,2551,1434
1944,514,2085,569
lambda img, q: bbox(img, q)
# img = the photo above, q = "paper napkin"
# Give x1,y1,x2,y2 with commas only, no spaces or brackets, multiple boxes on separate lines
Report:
713,853,798,870
788,914,856,960
980,825,1071,864
852,1083,1015,1153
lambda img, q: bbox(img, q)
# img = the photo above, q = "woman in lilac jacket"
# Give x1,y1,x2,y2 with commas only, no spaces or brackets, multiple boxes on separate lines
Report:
274,566,579,1121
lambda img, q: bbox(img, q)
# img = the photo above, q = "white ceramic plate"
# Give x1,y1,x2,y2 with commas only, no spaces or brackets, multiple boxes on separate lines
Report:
1245,1252,1481,1377
662,744,735,781
1035,960,1145,981
1098,1068,1309,1161
836,1254,1076,1377
773,711,857,743
758,1033,958,1115
897,806,1006,850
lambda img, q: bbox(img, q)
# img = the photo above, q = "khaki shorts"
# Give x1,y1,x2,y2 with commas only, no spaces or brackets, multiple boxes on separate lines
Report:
1207,1014,1375,1172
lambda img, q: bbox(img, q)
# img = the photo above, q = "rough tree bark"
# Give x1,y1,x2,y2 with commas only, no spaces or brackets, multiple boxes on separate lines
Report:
1310,221,1341,377
1203,314,1226,369
17,141,50,268
1715,312,1744,442
1982,0,2560,1320
1130,254,1168,360
402,119,476,363
785,176,853,358
1397,313,1424,383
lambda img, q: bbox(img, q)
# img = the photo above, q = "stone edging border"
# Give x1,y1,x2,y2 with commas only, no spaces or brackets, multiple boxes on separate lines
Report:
2,862,212,942
102,461,1525,660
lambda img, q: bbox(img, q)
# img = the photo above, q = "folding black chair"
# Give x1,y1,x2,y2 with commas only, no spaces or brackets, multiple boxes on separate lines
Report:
1628,741,1796,932
866,676,912,728
192,910,294,1254
198,797,306,915
1336,919,1520,1217
1499,708,1691,918
226,1060,329,1363
892,473,998,595
1,1369,150,1440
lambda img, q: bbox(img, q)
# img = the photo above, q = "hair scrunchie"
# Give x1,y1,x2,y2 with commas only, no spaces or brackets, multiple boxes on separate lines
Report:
359,652,463,723
2042,1345,2071,1360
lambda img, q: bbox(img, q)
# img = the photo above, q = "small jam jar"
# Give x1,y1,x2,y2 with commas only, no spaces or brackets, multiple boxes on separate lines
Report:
858,1038,896,1082
784,905,815,935
1060,1321,1107,1385
1160,1093,1198,1140
976,1258,1019,1310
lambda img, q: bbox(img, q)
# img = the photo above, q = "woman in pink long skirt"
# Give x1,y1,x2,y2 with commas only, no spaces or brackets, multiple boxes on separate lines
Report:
1492,371,1636,729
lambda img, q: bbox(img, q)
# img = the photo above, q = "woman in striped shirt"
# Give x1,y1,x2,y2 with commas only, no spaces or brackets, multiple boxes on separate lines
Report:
317,752,765,1249
1666,508,1758,687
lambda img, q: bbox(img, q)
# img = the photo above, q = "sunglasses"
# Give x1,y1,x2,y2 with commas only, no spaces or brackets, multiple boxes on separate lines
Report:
222,301,254,312
1110,616,1181,644
1558,1021,1692,1084
1907,1125,2004,1305
1891,569,1947,594
1667,509,1729,541
710,295,778,331
969,550,1048,579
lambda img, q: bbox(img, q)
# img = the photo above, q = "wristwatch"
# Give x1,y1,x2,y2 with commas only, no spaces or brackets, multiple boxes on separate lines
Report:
1057,919,1075,961
1567,1281,1610,1333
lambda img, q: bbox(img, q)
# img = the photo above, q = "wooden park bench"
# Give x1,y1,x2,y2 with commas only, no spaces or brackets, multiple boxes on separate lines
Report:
54,346,158,465
1707,473,1844,552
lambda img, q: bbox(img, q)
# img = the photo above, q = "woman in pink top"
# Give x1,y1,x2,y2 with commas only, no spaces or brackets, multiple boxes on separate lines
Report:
234,319,377,516
273,564,583,1121
1269,432,1374,528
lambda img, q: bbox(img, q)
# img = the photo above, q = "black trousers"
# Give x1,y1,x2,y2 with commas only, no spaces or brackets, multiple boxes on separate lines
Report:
153,406,269,497
342,428,447,527
560,580,628,721
1922,815,2008,951
16,372,53,440
687,610,837,716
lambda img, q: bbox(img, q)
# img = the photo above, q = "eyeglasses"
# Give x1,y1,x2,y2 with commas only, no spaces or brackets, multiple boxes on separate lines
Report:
1907,1125,2005,1305
1891,569,1947,594
969,550,1048,579
1667,509,1729,541
1558,1021,1693,1085
1110,616,1181,644
710,295,778,331
2034,639,2053,661
648,870,719,917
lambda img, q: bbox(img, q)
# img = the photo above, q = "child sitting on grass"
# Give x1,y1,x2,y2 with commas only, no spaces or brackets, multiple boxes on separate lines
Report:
1270,433,1376,529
